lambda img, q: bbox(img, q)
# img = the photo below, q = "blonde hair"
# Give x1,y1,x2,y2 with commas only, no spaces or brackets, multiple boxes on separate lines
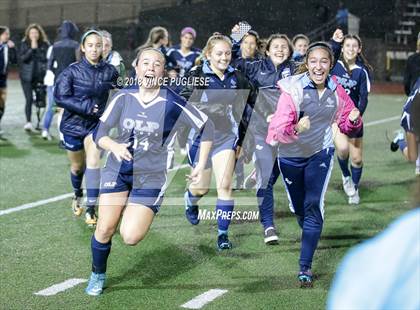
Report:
137,26,168,52
203,34,232,58
134,47,166,66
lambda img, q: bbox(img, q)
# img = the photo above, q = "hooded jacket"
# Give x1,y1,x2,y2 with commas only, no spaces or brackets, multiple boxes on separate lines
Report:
48,20,79,80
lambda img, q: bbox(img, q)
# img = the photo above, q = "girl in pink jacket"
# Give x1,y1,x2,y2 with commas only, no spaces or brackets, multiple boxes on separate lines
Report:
266,42,362,287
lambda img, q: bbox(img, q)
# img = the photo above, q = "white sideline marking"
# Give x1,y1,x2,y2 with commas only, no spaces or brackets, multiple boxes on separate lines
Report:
0,193,74,216
34,278,87,296
181,289,228,309
0,164,189,217
365,115,400,127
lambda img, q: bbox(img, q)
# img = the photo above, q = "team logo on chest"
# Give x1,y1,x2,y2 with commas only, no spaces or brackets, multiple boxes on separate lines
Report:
123,118,160,133
325,97,335,108
230,78,237,88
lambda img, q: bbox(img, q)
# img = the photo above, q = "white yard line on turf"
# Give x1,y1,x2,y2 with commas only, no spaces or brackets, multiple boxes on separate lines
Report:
365,115,400,127
0,164,189,217
34,278,87,296
181,289,228,309
0,193,74,216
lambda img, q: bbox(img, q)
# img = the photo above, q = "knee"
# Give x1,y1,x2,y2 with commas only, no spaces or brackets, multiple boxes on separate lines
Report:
120,229,145,246
336,147,349,158
70,165,84,175
190,188,209,197
95,225,115,242
351,157,363,167
86,156,100,169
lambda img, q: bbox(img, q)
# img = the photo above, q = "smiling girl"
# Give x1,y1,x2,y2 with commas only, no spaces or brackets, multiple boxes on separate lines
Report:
267,42,362,287
84,48,213,295
331,34,372,204
181,34,254,250
54,30,119,226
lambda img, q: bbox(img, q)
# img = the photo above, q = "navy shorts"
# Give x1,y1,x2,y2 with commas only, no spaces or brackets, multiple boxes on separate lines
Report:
61,134,86,152
99,167,167,214
187,131,237,169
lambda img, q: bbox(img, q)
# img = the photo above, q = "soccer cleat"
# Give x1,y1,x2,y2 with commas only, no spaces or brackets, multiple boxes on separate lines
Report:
184,191,200,225
71,195,83,216
85,208,97,227
264,227,279,245
23,122,35,132
244,168,257,189
298,270,313,288
41,130,52,141
342,175,356,197
217,233,232,251
180,147,187,156
85,272,106,296
348,189,360,205
390,130,405,152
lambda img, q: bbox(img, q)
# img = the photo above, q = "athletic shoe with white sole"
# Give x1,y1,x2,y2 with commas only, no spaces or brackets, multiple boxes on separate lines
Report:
41,130,52,141
390,130,405,152
264,227,279,245
184,191,200,225
85,272,106,296
23,122,35,132
85,208,97,227
298,270,313,288
71,195,83,216
244,168,257,190
348,189,360,205
342,175,356,197
217,233,232,251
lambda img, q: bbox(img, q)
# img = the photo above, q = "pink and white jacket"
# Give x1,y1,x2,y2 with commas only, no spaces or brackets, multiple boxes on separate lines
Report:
266,73,362,157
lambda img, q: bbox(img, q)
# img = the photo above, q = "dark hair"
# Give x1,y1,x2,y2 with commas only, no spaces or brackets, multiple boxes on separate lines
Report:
292,34,310,46
265,34,293,61
340,34,373,75
244,30,260,43
241,30,260,58
79,29,103,61
258,38,268,55
296,41,334,74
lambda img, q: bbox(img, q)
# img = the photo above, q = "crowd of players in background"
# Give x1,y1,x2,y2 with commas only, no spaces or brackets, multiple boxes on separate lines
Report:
0,18,418,294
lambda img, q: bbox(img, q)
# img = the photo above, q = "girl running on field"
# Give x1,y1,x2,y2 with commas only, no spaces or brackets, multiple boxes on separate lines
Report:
84,48,213,295
331,34,372,204
266,42,362,287
54,30,119,227
181,34,254,250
